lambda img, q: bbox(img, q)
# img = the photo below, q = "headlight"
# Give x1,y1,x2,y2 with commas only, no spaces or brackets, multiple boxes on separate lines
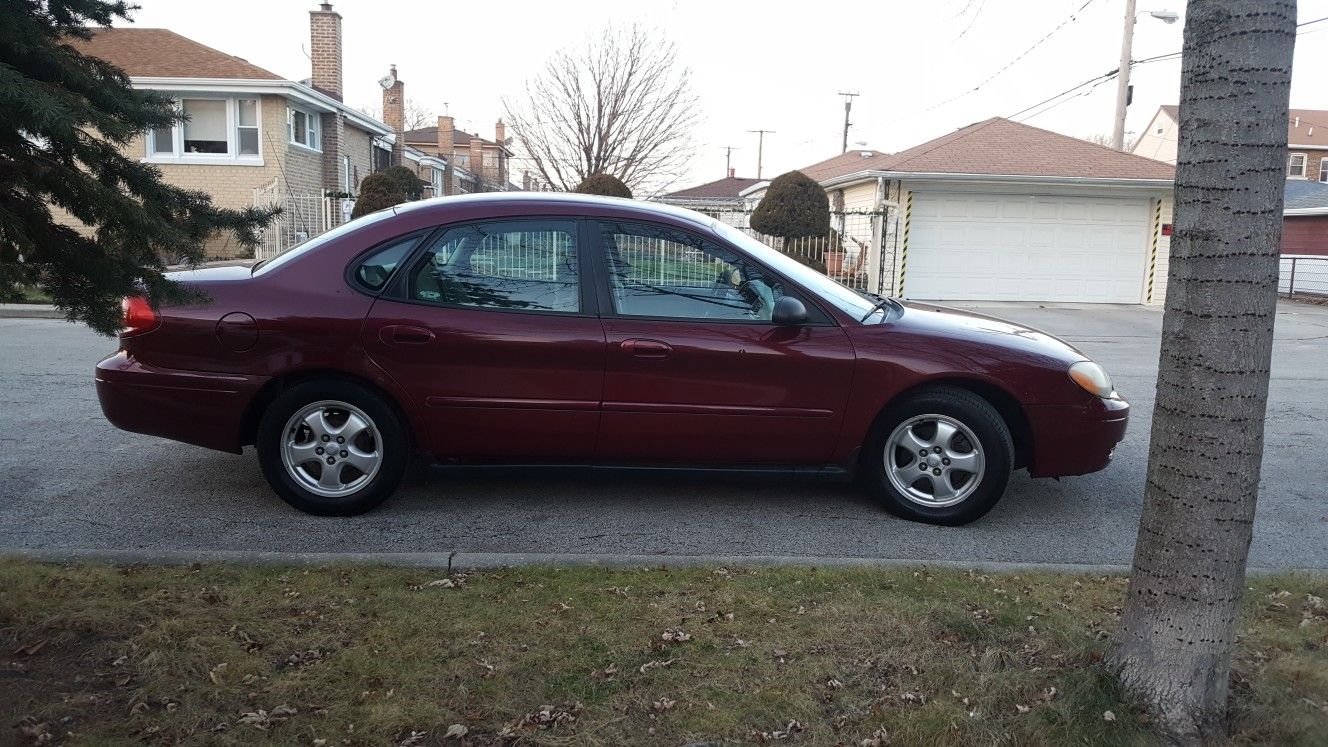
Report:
1068,361,1116,399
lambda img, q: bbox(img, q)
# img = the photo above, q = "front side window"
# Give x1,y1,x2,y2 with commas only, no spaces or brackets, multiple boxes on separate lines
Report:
408,220,580,313
146,97,259,160
1289,153,1307,178
288,108,321,150
597,220,796,322
1320,158,1327,183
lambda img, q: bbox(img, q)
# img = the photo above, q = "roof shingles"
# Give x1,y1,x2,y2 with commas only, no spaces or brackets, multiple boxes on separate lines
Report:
70,28,281,80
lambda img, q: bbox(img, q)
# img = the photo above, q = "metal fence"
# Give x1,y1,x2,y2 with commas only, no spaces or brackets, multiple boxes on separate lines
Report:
252,180,354,260
1280,255,1328,297
698,209,891,294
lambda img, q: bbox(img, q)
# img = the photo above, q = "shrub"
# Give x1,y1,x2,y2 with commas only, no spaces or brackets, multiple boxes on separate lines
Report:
750,170,830,239
378,165,427,200
351,172,407,219
574,173,633,199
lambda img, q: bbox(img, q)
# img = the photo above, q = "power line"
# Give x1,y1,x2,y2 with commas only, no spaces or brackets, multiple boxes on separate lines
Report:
897,0,1100,121
1007,67,1119,121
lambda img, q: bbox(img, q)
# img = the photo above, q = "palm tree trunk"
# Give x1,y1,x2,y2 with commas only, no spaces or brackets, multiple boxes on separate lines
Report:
1112,1,1296,741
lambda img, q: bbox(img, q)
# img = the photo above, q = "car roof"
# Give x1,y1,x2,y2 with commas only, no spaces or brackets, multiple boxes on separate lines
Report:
391,192,716,229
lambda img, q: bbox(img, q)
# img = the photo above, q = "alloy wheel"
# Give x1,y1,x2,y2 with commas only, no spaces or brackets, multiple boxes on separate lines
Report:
280,400,382,498
883,414,985,507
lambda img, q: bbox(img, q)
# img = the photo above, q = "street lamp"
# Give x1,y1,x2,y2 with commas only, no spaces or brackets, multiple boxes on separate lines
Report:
1111,2,1179,151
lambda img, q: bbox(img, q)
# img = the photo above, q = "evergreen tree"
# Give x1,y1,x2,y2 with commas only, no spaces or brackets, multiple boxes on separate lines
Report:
350,172,408,219
574,173,633,199
377,165,425,200
749,171,829,238
0,0,275,334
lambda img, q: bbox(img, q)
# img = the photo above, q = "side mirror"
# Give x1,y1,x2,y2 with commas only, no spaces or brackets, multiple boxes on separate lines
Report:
771,296,809,326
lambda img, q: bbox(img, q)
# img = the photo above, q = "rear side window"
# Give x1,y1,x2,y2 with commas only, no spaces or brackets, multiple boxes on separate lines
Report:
352,233,424,292
407,219,581,313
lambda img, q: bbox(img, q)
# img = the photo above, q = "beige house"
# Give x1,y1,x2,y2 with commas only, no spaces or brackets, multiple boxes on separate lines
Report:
746,119,1176,305
1132,105,1328,183
74,3,400,258
401,117,514,195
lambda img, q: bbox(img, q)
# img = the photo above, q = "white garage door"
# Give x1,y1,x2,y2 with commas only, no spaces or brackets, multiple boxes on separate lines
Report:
906,192,1151,303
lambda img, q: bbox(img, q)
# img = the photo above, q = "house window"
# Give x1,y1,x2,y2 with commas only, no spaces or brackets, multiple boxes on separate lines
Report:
145,97,261,162
1320,158,1328,183
371,142,391,172
288,108,320,151
431,167,444,196
1154,123,1164,135
1288,153,1307,178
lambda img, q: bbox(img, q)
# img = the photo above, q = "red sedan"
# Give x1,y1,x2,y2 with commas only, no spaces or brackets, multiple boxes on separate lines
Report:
96,194,1127,525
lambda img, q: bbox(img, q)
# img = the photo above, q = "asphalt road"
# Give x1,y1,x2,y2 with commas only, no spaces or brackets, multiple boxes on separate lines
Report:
2,302,1326,569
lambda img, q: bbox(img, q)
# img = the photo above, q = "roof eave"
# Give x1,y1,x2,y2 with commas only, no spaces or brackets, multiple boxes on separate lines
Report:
130,76,394,136
820,169,1174,190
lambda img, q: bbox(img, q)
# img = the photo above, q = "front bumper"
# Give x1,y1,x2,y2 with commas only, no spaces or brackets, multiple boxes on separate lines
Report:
1025,396,1129,478
95,351,269,454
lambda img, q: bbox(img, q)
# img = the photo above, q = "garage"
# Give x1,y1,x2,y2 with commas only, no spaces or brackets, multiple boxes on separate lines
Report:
906,192,1153,304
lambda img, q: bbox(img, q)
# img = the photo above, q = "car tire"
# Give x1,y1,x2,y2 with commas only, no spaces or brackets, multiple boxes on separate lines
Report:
862,387,1013,526
256,380,408,516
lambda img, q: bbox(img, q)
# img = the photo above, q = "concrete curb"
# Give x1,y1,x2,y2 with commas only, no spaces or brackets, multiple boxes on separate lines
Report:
0,303,63,319
4,548,1322,575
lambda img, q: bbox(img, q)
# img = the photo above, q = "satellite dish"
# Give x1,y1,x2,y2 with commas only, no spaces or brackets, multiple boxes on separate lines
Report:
377,75,395,90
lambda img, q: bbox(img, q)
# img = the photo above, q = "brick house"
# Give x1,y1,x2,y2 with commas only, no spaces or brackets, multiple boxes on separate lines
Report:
1133,105,1328,183
73,3,404,258
401,117,514,195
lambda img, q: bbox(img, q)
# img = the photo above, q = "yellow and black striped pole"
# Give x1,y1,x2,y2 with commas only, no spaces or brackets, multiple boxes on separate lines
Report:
896,191,912,297
1145,198,1162,304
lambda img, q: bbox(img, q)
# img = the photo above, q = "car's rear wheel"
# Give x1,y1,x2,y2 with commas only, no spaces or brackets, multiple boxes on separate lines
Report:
257,380,407,516
863,387,1013,526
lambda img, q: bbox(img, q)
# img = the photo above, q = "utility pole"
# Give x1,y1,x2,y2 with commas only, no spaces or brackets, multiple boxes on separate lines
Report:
839,92,859,153
723,145,739,176
748,129,774,179
1111,0,1137,150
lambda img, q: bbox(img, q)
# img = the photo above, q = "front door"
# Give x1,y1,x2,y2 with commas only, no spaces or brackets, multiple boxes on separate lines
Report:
362,218,605,460
590,219,855,465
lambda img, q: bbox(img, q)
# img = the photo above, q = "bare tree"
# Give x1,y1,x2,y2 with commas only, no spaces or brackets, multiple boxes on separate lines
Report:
1081,133,1114,147
361,98,435,131
503,24,700,196
1111,0,1296,741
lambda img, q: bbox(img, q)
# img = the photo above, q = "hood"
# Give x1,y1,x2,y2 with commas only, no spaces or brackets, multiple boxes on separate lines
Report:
892,300,1089,365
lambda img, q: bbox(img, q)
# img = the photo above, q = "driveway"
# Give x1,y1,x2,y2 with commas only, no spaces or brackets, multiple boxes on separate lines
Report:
2,302,1326,569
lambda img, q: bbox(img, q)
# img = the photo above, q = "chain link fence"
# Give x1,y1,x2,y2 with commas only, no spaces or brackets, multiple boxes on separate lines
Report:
1280,255,1328,297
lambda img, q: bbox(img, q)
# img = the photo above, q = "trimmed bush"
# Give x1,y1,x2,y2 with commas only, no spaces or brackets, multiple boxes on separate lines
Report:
378,165,427,200
750,170,830,239
574,173,633,199
351,172,407,219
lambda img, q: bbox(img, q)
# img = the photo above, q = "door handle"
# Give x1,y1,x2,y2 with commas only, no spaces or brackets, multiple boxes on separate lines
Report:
380,325,435,345
622,338,672,358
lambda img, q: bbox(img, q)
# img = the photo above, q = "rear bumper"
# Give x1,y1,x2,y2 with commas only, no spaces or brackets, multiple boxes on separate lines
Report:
95,351,269,454
1025,396,1129,478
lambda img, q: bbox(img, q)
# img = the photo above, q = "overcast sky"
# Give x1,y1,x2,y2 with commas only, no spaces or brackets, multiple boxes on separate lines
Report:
121,0,1328,189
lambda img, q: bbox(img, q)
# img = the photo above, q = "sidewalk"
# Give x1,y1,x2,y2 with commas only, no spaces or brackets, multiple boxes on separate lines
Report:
0,303,62,319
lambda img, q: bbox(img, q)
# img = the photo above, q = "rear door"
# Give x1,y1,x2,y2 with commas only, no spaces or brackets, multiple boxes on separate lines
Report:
590,218,855,465
362,218,605,460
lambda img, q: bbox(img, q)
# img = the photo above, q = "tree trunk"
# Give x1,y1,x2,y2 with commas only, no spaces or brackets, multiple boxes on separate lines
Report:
1112,1,1296,741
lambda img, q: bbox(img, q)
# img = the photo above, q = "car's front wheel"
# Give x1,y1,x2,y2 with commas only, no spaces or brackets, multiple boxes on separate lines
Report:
257,380,408,516
863,387,1013,526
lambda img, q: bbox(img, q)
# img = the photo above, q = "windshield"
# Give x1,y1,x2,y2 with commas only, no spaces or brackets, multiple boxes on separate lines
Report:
252,208,400,275
713,221,880,322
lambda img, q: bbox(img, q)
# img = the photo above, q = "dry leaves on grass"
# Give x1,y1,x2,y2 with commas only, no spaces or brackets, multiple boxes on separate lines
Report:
751,719,804,742
395,730,428,746
237,705,296,730
639,658,677,673
661,628,692,643
590,663,618,681
860,727,890,746
444,723,468,739
498,703,583,736
651,696,677,712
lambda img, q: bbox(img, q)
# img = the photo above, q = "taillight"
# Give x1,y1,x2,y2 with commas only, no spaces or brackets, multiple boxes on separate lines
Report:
121,296,159,336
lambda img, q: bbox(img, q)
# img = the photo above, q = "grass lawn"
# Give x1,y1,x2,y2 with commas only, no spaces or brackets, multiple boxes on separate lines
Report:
1,561,1325,746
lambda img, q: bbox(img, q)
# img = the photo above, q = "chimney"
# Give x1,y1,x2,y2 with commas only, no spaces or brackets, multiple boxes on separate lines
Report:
495,118,506,145
309,3,342,100
522,170,532,191
382,65,404,165
469,134,485,186
436,116,455,196
437,115,455,155
728,167,735,178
